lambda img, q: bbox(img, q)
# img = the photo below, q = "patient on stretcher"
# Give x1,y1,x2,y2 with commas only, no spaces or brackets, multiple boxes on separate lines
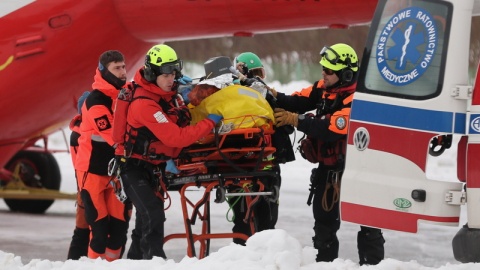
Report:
168,55,296,180
187,73,275,131
170,66,277,178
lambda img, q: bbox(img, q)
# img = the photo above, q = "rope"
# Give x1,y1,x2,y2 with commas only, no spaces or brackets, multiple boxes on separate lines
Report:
321,172,341,212
226,195,242,222
225,183,251,222
158,179,172,210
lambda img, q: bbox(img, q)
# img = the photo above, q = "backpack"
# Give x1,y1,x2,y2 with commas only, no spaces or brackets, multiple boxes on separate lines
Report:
298,134,346,166
112,84,136,157
297,89,353,166
111,82,191,159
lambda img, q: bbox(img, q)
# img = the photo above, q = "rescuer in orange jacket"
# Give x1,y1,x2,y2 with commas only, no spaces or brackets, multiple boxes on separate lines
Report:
75,50,132,261
117,44,222,260
271,44,385,266
66,91,90,260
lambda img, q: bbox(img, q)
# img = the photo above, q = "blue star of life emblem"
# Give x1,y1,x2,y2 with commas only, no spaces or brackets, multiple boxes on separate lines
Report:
376,7,438,86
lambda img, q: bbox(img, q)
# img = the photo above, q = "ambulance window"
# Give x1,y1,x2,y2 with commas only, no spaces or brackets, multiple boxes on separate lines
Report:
358,0,452,100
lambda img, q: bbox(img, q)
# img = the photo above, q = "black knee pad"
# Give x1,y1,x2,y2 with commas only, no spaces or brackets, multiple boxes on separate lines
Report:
80,189,98,225
108,217,129,250
89,217,109,254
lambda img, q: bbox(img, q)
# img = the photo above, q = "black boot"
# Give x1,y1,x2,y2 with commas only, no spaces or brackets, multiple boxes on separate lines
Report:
313,235,339,262
230,193,252,246
67,227,90,260
312,224,339,262
357,226,385,265
127,227,143,259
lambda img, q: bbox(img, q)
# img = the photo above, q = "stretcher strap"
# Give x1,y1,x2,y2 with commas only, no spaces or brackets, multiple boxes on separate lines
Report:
213,127,266,173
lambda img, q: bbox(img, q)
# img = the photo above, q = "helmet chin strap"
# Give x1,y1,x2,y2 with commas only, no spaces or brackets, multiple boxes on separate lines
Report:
326,80,342,91
325,71,357,92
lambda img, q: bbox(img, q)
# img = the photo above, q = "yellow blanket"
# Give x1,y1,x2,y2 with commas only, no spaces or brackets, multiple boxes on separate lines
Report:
189,84,274,129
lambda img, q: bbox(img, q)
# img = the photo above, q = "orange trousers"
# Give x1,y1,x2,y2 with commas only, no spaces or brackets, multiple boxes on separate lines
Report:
77,170,130,261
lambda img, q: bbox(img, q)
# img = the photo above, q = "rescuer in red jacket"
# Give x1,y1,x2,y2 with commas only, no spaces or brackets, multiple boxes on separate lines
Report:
271,43,385,266
75,50,132,261
117,44,222,259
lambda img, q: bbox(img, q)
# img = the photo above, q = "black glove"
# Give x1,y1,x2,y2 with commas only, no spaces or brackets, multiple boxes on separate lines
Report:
167,106,192,127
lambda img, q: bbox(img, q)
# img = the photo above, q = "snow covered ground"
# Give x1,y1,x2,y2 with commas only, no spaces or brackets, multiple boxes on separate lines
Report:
0,81,478,269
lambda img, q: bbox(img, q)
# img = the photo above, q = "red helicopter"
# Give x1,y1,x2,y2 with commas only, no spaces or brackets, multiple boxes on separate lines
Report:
3,0,480,263
0,0,376,212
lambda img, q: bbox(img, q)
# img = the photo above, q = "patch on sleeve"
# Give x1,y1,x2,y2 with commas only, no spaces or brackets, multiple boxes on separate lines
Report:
154,111,169,123
335,116,347,130
94,115,111,131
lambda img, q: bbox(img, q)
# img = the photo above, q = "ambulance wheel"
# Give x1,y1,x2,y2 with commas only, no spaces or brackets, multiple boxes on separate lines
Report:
4,149,61,213
452,224,480,263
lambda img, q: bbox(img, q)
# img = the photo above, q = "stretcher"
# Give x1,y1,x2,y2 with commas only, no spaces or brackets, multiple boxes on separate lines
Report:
164,115,280,258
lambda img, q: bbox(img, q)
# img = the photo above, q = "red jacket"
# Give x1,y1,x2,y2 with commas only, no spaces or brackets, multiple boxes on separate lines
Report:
75,69,122,175
125,68,216,164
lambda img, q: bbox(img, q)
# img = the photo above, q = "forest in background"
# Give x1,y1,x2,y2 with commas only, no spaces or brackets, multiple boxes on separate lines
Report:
166,17,480,84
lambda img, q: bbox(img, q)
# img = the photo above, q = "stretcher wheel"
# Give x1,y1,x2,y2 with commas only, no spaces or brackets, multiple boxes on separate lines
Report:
268,185,280,202
215,186,226,203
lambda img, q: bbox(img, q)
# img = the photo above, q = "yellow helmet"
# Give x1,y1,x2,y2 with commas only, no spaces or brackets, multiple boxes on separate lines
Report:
319,43,358,72
144,44,183,82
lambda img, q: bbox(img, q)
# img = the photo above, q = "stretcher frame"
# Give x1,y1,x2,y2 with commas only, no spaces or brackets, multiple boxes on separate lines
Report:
163,170,279,258
164,120,279,259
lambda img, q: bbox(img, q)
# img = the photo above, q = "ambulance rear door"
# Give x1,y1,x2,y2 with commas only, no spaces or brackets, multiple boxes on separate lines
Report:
340,0,474,232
